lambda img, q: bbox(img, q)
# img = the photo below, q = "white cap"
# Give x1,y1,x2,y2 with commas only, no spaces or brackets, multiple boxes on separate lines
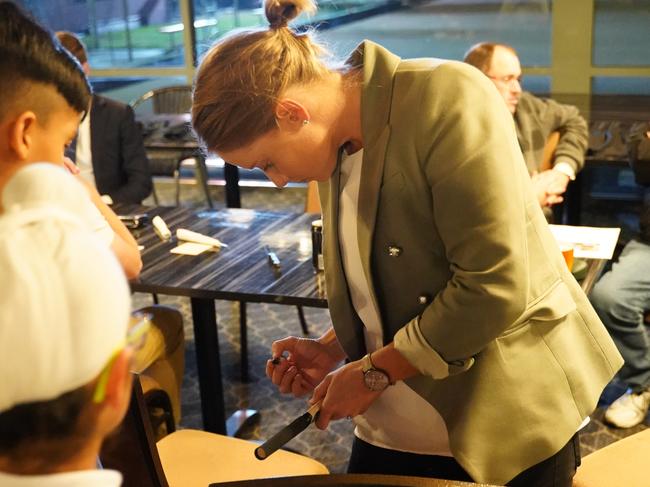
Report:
0,205,131,413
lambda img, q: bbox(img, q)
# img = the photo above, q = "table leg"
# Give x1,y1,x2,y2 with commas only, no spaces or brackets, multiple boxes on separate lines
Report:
190,298,226,434
239,301,249,382
224,162,241,208
190,297,259,437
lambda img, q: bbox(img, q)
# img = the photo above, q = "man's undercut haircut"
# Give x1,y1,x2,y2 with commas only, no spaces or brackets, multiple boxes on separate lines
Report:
0,1,91,119
56,31,88,65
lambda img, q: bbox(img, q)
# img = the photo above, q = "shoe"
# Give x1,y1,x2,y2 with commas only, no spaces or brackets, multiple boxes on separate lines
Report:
604,388,650,428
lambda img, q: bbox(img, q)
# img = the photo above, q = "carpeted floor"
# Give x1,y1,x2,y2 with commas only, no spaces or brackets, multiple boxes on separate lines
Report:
132,178,648,475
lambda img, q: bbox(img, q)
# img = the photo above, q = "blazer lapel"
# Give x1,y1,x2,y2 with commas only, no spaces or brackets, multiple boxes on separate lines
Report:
319,41,401,357
319,154,366,360
357,126,390,289
355,42,398,332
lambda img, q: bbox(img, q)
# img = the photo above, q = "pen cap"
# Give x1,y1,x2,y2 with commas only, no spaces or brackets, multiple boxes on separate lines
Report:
152,215,171,240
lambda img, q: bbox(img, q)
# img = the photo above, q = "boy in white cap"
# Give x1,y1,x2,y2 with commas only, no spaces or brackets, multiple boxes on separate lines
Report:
0,206,135,485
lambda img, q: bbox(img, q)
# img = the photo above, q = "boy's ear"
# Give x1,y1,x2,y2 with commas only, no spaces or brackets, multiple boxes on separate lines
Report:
274,99,310,131
7,111,38,162
104,349,133,412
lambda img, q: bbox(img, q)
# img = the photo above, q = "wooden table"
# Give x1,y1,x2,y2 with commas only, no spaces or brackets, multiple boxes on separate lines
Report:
127,206,326,435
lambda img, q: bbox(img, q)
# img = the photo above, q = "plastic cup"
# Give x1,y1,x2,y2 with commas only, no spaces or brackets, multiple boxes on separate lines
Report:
559,243,574,271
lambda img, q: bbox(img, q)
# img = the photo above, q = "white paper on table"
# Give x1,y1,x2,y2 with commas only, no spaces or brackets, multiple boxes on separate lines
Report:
548,224,621,260
170,242,213,256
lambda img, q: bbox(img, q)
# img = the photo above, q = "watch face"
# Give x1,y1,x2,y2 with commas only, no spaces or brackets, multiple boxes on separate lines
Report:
364,370,390,391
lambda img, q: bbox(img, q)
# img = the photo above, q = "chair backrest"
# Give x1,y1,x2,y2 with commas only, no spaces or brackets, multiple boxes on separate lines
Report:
304,181,321,214
100,374,169,487
540,130,561,172
131,86,193,115
210,473,483,486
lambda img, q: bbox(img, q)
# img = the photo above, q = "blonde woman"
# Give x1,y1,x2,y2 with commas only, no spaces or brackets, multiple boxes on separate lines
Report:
191,1,623,485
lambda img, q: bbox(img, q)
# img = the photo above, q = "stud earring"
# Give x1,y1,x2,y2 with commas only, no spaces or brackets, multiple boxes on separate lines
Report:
302,119,310,126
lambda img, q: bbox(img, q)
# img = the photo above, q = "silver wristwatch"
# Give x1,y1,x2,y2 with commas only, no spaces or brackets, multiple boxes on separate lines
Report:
361,353,393,392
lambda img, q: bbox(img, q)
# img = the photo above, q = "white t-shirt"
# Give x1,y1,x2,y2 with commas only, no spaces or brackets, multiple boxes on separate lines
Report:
75,113,96,186
0,469,122,487
2,163,113,245
337,149,452,456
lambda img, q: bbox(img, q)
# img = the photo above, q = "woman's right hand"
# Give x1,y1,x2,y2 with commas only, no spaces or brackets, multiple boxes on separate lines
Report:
266,336,341,397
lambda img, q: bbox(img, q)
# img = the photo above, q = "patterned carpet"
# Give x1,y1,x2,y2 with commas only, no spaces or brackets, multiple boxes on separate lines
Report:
132,178,648,475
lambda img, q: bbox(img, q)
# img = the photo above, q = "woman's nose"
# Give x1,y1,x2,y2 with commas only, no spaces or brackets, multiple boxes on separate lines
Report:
268,173,289,188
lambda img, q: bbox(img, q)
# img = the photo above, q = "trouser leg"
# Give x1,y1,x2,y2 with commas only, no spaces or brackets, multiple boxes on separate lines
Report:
590,240,650,389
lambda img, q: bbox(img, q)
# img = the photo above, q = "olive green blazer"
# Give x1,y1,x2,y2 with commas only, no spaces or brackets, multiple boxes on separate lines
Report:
319,41,623,485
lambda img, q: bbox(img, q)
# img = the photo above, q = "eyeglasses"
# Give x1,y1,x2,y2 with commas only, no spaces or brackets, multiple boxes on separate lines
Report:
92,311,152,404
488,74,523,86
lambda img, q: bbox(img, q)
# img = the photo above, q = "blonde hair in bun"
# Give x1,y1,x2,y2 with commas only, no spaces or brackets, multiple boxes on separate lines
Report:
192,0,332,153
265,0,316,29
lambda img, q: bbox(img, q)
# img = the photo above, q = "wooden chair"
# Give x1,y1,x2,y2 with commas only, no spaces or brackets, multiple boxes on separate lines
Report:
540,130,561,172
305,181,321,214
100,374,328,487
572,428,650,487
211,473,488,486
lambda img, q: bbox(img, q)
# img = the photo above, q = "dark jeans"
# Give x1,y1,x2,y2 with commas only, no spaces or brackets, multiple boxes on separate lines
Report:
347,433,581,487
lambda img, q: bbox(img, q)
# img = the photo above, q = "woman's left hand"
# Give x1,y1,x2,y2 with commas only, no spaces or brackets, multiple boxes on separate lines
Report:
309,359,383,430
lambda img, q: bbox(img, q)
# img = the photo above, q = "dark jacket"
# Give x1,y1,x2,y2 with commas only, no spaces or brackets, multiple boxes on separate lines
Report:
90,94,152,204
514,91,589,175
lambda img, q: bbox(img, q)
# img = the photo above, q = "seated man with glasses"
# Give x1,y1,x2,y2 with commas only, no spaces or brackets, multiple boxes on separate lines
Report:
0,205,135,486
464,42,588,213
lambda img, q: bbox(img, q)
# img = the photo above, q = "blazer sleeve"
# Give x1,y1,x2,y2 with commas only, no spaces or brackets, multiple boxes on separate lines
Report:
394,63,530,378
533,95,589,174
109,104,153,204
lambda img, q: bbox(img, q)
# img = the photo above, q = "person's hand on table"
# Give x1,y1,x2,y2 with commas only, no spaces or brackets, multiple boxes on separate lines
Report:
267,336,341,397
309,358,383,430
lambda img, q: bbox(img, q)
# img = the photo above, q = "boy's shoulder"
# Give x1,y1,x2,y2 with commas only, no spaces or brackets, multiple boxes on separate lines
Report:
2,163,113,244
3,163,84,207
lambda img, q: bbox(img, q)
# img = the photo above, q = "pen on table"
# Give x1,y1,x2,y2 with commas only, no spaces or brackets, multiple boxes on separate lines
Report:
265,245,281,269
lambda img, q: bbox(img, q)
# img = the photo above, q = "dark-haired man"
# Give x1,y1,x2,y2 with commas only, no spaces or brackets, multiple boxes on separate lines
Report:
464,42,588,211
56,31,152,205
0,1,183,426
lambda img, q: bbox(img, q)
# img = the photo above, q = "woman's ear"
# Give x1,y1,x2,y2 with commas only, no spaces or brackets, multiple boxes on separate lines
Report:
275,99,310,131
8,111,37,161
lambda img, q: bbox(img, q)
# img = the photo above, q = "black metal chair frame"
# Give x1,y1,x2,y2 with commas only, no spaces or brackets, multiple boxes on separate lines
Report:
131,85,213,208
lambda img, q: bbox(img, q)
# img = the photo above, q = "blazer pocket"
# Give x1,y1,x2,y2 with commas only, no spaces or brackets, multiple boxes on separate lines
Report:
502,281,577,337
